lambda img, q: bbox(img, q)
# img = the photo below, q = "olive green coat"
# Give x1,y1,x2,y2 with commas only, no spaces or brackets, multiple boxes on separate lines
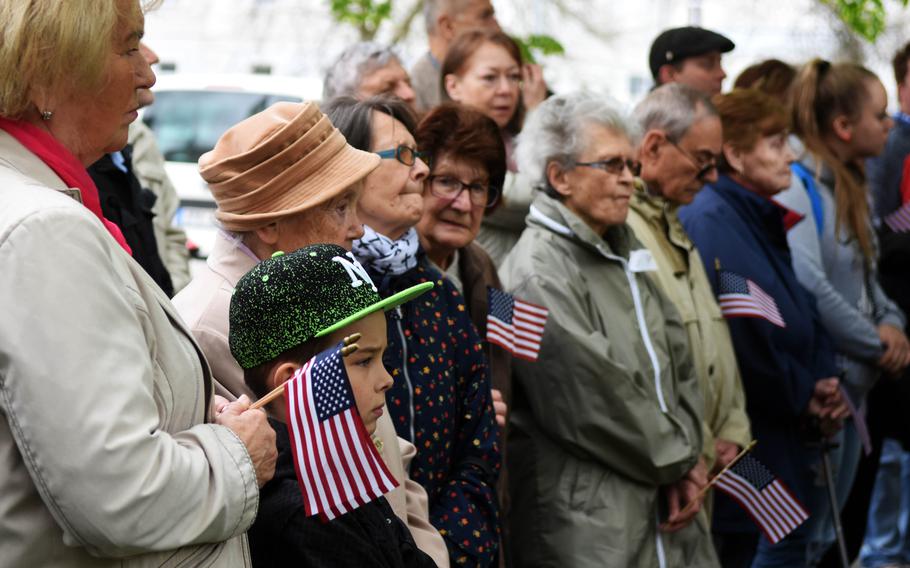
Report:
627,187,752,470
500,194,718,568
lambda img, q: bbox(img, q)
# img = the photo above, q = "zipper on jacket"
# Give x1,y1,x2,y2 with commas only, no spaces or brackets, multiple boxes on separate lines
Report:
655,508,667,568
393,306,417,443
597,244,669,413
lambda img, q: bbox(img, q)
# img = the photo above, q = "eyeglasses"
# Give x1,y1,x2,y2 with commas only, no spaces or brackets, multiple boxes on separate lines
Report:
428,175,500,208
667,139,717,182
574,156,642,177
375,145,430,167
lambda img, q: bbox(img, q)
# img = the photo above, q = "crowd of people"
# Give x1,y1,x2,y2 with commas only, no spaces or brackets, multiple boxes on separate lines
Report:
3,0,910,567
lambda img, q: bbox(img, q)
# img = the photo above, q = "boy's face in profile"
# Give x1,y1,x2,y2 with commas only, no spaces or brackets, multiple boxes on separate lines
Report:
323,311,393,435
269,311,393,435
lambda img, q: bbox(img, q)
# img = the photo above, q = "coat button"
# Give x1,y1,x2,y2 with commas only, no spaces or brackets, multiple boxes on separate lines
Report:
708,364,715,375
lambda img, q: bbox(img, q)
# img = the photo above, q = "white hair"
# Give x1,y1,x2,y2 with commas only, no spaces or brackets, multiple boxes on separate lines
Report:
632,83,717,142
516,91,640,192
323,42,401,101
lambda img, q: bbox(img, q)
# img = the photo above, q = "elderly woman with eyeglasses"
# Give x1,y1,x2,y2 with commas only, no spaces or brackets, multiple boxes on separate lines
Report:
324,95,502,567
414,101,516,562
500,92,714,568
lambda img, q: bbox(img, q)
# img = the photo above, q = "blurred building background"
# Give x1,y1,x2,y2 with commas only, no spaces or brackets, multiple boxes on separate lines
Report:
144,0,910,109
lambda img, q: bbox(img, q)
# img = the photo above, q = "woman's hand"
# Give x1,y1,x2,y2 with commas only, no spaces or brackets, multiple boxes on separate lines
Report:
491,388,508,427
521,63,548,111
660,458,707,532
806,377,849,437
216,395,277,487
879,324,910,376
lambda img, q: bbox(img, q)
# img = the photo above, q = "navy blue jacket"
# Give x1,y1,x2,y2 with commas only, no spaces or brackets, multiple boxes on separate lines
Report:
680,175,837,533
366,254,501,566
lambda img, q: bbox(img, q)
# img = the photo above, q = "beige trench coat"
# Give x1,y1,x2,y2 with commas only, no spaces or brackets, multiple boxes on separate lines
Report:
0,131,258,567
627,186,752,470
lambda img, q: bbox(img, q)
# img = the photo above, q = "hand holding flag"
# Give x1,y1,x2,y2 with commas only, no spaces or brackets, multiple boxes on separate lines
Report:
274,339,398,521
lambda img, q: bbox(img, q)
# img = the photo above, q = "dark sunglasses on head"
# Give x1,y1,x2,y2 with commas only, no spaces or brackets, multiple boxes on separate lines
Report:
574,156,642,177
375,144,430,167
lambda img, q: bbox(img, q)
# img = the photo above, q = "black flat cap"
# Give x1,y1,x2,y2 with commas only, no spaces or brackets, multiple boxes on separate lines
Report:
649,26,735,80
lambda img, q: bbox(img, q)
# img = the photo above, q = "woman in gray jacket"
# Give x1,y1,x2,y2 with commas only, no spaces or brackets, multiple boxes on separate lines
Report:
500,92,716,568
0,2,276,566
777,59,910,563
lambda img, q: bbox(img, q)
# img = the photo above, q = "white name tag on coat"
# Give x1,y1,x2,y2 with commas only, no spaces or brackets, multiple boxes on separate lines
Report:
629,249,658,273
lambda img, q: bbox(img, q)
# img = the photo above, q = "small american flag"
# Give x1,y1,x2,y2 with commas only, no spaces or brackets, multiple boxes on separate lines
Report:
487,287,549,362
717,270,786,328
715,454,809,544
884,202,910,233
284,344,398,521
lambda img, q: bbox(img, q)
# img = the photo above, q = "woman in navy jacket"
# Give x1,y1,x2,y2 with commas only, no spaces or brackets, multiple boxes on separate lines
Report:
680,90,845,567
325,95,501,567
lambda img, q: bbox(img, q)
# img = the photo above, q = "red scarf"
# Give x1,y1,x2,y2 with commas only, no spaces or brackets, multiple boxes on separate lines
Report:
0,117,132,254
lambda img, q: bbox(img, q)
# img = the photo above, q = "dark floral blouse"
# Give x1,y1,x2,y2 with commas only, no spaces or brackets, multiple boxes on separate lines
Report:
368,254,501,567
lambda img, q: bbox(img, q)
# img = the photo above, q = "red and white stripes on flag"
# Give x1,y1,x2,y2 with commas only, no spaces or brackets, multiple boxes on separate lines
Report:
884,202,910,233
717,270,786,328
715,454,809,544
486,287,549,361
284,345,398,521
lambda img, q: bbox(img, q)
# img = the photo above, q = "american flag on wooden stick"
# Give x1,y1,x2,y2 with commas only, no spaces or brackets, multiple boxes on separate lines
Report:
487,287,549,361
284,344,398,521
715,454,809,544
717,270,786,328
884,202,910,233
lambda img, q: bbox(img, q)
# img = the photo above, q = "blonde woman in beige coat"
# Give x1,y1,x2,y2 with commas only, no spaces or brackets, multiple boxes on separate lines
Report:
0,1,277,566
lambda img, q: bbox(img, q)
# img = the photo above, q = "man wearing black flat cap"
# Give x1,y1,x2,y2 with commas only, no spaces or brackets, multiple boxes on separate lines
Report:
649,26,735,95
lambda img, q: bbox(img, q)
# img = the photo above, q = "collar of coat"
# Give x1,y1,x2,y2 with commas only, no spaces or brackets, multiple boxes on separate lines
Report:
527,192,635,260
630,180,699,278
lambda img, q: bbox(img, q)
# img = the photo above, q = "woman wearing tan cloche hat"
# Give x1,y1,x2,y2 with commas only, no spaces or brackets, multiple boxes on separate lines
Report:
174,100,378,399
172,101,451,567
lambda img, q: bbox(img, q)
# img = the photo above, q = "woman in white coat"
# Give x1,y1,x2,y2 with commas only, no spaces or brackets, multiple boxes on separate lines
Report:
0,1,276,566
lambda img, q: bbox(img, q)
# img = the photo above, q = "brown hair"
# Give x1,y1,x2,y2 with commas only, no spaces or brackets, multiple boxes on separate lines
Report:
712,89,790,173
791,59,879,262
893,41,910,86
415,102,507,209
322,95,418,153
733,59,797,106
440,29,525,134
244,336,333,399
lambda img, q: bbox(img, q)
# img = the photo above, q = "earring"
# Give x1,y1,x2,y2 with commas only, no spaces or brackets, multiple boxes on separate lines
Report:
40,110,53,121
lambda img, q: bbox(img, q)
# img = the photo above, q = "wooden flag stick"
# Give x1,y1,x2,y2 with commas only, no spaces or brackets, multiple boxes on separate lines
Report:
250,333,362,410
677,440,757,519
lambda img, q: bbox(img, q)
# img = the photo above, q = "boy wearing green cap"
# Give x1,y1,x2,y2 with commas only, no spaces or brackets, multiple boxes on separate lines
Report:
228,243,436,567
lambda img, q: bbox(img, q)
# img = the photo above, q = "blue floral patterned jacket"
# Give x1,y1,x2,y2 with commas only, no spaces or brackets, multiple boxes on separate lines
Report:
368,254,501,566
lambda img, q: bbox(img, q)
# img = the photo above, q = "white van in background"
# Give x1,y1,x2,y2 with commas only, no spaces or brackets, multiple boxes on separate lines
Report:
142,73,322,259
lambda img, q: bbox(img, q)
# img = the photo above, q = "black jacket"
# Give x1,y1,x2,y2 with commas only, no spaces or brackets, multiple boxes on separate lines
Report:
88,147,173,296
248,419,437,567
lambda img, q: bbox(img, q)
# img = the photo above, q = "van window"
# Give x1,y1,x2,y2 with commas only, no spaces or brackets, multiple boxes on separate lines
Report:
143,91,303,163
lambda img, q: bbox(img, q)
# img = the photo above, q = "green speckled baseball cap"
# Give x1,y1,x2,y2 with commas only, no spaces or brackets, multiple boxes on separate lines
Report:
229,243,433,369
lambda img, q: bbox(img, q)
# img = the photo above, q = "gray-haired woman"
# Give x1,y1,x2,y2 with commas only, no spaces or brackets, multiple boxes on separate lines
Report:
500,91,716,567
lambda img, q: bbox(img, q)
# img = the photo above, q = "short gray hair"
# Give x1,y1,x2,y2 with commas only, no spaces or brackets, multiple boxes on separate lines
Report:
323,42,401,101
516,91,639,192
632,83,717,142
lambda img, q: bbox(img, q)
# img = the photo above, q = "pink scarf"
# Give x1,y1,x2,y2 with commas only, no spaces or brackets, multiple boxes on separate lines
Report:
0,117,132,254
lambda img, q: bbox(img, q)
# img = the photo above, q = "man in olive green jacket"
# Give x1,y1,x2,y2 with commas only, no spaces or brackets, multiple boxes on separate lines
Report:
501,193,717,567
628,84,752,480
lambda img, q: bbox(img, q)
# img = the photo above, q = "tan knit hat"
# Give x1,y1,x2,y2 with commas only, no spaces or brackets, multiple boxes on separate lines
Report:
199,101,380,232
